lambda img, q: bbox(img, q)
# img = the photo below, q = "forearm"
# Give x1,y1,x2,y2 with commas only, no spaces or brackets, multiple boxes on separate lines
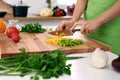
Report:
71,0,87,22
94,0,120,25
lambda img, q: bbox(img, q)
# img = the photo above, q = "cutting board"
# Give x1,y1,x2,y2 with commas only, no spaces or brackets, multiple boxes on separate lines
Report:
0,32,111,57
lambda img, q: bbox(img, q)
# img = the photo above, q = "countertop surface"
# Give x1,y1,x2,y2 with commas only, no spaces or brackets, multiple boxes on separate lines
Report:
0,51,119,80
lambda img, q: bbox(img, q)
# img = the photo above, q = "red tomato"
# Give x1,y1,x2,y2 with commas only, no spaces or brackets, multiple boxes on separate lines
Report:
12,34,20,43
6,27,19,38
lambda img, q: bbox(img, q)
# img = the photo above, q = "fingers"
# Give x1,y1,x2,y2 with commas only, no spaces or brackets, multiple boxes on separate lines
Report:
81,24,90,34
57,21,74,30
57,21,66,30
70,21,82,31
70,19,100,34
71,22,79,30
81,23,94,34
71,20,92,34
57,20,95,34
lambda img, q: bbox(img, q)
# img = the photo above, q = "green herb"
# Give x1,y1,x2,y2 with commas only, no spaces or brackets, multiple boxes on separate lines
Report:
58,38,83,46
30,74,39,80
21,23,46,33
0,48,85,80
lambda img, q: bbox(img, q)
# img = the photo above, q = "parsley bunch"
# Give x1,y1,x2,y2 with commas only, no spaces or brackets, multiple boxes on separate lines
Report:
0,48,85,80
21,23,46,33
0,49,68,80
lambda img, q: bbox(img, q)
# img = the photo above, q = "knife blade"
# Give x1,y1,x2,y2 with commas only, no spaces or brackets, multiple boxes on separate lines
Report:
48,29,80,36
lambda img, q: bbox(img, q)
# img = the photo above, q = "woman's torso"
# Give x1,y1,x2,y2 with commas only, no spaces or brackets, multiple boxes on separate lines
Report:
84,0,120,55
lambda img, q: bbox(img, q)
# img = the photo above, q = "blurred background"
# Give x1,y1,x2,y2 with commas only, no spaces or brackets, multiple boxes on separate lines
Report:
3,0,76,14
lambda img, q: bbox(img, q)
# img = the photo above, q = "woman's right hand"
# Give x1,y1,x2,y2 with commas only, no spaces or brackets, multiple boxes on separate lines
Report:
57,21,74,30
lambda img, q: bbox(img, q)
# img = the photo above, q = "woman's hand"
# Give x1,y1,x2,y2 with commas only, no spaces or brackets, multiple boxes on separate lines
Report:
57,21,74,30
71,19,102,34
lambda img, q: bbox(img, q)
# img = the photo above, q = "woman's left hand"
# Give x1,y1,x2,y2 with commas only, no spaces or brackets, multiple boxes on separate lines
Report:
71,19,102,34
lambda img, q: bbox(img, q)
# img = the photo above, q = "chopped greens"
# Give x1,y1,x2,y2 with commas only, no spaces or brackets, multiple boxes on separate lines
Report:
0,48,85,80
58,38,83,46
21,23,46,33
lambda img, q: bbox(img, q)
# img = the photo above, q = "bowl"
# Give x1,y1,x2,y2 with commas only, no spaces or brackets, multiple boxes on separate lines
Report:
12,6,29,17
0,12,7,17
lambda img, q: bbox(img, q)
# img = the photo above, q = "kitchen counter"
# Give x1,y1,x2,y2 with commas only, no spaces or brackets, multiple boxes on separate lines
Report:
0,20,119,80
0,51,119,80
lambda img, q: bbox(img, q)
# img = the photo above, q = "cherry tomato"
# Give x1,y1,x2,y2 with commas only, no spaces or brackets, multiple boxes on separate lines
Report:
6,26,19,38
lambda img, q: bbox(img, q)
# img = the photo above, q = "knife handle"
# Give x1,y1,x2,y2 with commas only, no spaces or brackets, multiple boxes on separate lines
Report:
72,29,80,33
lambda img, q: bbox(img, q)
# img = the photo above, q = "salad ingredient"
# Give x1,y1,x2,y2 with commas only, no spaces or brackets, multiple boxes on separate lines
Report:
112,56,120,72
53,6,66,16
0,19,6,33
58,38,83,47
0,48,85,80
21,23,46,33
90,48,108,69
6,26,19,38
45,36,83,47
45,36,63,44
40,8,53,17
11,33,20,43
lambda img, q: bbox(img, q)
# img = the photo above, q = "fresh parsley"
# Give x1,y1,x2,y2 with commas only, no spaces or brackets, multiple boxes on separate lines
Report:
0,48,85,80
21,23,46,33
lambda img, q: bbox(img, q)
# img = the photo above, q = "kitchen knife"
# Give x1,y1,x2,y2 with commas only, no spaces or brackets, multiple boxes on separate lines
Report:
48,28,80,36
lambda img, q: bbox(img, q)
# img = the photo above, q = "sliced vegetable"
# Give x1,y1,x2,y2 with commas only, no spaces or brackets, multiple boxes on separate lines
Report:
45,36,63,44
45,36,84,47
58,38,83,47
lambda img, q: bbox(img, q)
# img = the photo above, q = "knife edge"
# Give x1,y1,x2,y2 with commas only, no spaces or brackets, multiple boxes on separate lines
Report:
48,28,80,36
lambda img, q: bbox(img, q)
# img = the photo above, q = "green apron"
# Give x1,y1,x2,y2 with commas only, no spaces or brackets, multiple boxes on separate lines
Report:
84,0,120,55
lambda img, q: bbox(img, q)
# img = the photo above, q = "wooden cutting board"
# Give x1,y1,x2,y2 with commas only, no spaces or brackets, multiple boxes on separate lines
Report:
0,32,111,57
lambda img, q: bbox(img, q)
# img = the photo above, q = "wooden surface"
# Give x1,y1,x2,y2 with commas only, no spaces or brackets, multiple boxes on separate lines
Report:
2,14,72,21
0,32,111,57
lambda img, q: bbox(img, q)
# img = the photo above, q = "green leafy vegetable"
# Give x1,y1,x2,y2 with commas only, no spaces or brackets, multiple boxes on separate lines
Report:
30,74,39,80
0,48,85,80
21,23,46,33
58,38,83,46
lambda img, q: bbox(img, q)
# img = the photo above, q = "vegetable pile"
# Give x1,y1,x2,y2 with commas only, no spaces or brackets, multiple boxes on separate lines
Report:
45,36,84,47
0,48,84,80
21,23,46,33
45,36,63,44
6,27,20,43
58,38,83,47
